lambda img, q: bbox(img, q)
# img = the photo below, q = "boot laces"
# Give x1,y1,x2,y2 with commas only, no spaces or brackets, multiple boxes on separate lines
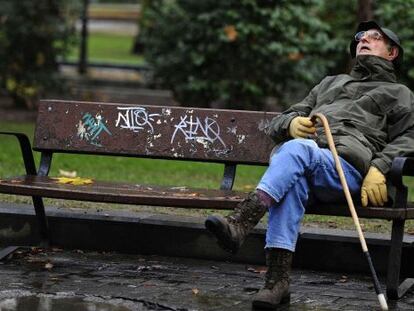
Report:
228,192,265,226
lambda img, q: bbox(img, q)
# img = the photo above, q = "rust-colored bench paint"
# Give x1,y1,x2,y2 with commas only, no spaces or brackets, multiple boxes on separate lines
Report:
1,99,414,300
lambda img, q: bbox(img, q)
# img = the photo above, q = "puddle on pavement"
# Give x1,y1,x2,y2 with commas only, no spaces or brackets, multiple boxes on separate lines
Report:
0,295,136,311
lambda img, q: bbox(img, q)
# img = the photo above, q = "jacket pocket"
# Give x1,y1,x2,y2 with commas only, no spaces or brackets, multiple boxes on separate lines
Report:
355,93,391,115
335,135,373,175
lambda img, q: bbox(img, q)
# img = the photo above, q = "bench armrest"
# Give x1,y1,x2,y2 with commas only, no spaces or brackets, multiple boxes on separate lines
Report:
388,157,414,209
0,131,37,175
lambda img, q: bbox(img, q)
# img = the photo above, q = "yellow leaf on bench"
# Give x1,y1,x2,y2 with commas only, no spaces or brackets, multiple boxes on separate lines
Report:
58,169,77,178
53,177,94,186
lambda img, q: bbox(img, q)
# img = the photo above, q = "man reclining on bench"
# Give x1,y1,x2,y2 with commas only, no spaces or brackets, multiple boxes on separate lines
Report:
205,20,414,309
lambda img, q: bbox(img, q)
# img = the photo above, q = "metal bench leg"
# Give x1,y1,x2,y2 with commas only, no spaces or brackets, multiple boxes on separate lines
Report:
386,219,414,299
32,196,50,247
0,246,20,261
0,197,49,260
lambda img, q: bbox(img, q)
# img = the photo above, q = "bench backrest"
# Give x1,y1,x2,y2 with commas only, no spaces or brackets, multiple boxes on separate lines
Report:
33,100,279,165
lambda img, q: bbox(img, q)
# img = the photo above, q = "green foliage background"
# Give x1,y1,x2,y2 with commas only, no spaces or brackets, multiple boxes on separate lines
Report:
140,0,338,110
140,0,414,109
1,1,414,110
0,0,79,108
375,0,414,89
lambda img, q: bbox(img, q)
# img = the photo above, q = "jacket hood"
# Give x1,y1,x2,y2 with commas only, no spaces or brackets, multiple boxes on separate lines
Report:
350,55,397,83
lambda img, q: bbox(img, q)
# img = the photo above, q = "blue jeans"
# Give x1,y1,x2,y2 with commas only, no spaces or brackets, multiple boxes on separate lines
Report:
256,139,362,252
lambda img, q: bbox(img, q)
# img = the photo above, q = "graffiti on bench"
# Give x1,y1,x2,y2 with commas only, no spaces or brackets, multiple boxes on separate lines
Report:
77,113,112,147
115,106,161,134
60,102,276,162
171,114,226,148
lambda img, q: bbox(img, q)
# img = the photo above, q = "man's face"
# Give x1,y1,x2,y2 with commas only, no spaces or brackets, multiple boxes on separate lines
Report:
355,28,398,61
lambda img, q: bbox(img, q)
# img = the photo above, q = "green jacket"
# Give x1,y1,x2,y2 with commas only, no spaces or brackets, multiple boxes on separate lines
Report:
266,55,414,175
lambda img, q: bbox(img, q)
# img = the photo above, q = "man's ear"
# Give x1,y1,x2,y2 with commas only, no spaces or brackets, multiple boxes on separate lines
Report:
388,46,399,61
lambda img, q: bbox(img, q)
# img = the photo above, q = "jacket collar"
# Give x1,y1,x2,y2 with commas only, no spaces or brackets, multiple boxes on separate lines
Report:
350,55,397,82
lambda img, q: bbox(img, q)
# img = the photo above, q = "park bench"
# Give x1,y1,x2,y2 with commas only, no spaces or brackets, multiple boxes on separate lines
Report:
0,99,414,299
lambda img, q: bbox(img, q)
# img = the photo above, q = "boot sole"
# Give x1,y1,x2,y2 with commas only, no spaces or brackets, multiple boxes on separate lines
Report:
205,216,239,254
252,293,290,310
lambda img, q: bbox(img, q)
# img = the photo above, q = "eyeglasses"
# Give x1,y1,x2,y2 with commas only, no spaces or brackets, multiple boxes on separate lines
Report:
355,30,384,42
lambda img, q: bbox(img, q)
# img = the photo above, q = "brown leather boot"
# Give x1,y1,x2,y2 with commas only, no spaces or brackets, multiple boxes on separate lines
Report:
252,248,292,309
205,192,267,253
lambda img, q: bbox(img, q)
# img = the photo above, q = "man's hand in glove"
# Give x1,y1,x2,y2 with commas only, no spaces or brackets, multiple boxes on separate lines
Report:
361,166,388,207
289,117,316,139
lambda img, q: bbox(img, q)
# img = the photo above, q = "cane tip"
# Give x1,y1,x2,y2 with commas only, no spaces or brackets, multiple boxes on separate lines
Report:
378,293,388,310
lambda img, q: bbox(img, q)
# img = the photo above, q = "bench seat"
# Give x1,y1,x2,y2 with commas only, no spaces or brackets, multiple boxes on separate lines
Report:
0,175,245,209
1,175,413,219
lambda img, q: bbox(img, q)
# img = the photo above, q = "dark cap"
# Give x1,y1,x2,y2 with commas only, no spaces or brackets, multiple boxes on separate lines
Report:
349,20,403,67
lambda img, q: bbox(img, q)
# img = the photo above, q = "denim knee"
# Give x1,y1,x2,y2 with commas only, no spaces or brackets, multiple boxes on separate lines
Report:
260,139,320,202
269,139,319,167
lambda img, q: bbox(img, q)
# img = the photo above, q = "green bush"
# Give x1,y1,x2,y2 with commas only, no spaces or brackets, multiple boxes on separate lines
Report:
316,0,357,75
374,0,414,89
140,0,337,110
0,0,79,108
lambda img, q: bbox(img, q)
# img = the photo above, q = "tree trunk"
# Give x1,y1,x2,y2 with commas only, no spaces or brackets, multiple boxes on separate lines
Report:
79,0,89,75
358,0,373,22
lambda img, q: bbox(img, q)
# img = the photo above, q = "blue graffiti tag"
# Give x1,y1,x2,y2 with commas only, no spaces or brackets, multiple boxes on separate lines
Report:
77,112,112,146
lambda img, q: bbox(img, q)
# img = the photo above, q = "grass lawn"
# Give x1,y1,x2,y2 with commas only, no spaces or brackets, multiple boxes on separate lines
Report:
67,33,145,65
1,121,414,235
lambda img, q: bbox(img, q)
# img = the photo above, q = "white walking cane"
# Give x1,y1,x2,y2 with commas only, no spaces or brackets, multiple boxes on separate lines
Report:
311,113,388,311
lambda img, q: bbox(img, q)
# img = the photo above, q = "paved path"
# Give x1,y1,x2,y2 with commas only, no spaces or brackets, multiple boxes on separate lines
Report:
79,20,138,35
0,248,413,310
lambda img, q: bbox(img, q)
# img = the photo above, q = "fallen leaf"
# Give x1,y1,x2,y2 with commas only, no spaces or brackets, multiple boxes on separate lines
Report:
241,185,255,191
328,221,337,228
27,258,47,264
30,247,44,254
339,275,348,283
53,177,93,186
58,169,77,178
171,186,188,191
407,228,414,235
247,266,267,274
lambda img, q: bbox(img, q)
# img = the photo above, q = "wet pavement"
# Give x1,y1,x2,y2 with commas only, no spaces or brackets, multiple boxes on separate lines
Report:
0,248,413,311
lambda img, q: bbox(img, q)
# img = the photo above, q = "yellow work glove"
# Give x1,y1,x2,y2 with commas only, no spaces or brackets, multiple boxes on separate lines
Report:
361,166,388,207
288,117,316,139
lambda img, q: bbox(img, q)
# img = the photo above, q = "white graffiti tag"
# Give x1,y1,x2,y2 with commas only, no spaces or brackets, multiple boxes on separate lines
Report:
171,115,226,148
115,107,160,133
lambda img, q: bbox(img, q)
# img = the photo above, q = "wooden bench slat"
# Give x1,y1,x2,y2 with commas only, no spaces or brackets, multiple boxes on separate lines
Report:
0,176,246,209
306,204,409,220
